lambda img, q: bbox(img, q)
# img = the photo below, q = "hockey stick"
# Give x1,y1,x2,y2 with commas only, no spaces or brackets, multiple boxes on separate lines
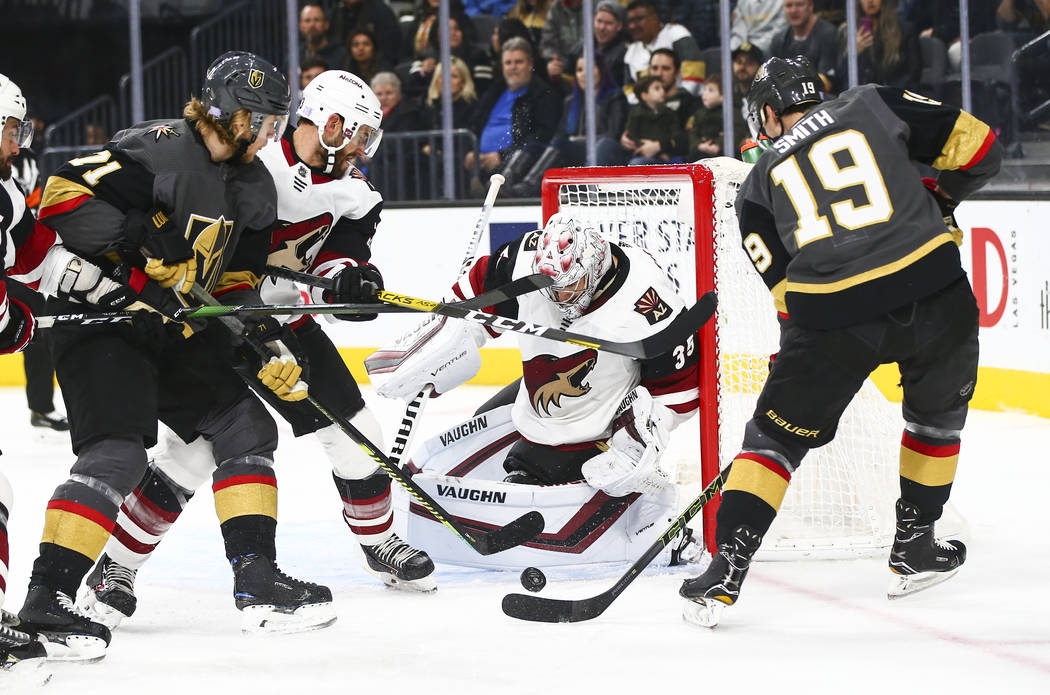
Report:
33,274,553,329
188,283,545,556
501,469,728,623
383,172,503,466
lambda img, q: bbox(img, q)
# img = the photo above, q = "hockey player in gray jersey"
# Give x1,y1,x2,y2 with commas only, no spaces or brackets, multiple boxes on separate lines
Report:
12,52,335,659
78,69,435,632
680,57,1002,627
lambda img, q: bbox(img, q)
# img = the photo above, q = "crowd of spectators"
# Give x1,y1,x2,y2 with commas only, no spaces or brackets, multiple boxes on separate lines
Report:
295,0,1050,197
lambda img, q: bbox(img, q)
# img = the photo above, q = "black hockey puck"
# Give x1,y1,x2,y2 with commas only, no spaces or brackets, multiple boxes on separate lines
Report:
520,566,547,592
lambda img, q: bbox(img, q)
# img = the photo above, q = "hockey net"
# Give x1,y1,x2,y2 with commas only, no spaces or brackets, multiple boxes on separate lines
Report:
540,161,965,559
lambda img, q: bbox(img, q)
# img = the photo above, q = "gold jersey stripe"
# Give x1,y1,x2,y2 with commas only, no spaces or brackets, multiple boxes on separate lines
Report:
900,448,959,487
41,508,111,560
214,270,262,293
932,111,992,171
786,233,954,295
724,456,791,512
39,176,95,212
770,278,788,313
213,482,278,524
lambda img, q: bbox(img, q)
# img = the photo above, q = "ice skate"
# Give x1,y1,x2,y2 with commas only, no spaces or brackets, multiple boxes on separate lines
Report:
232,554,336,634
680,525,763,628
30,410,70,431
1,624,50,686
77,553,138,629
888,499,966,599
17,585,111,662
360,533,436,592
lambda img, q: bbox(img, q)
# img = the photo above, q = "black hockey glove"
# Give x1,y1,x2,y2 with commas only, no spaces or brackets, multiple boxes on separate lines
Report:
123,207,198,294
236,318,310,402
0,294,35,355
324,262,384,322
922,177,962,245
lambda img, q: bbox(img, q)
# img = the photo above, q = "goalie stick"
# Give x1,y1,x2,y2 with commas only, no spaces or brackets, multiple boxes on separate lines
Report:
187,284,545,556
501,469,728,622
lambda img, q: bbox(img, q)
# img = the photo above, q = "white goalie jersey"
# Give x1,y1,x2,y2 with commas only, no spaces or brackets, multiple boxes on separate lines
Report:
255,131,383,311
454,230,701,447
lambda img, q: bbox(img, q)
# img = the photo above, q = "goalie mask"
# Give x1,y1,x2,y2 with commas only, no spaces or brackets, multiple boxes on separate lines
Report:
296,70,384,175
200,51,291,145
532,213,612,321
0,73,33,149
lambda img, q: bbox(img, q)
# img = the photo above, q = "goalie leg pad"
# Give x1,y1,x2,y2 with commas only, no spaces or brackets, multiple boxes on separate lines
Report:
316,407,386,480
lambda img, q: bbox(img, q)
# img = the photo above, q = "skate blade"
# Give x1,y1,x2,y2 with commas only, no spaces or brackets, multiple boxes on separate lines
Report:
1,655,52,687
1,610,18,628
39,633,108,663
75,588,128,630
888,567,960,600
373,571,437,594
240,603,338,635
681,597,724,628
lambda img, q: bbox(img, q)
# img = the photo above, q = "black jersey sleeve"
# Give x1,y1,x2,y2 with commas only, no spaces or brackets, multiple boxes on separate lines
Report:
737,180,791,314
874,87,1003,201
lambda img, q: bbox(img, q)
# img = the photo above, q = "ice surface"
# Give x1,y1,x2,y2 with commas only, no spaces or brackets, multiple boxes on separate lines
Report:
1,386,1048,693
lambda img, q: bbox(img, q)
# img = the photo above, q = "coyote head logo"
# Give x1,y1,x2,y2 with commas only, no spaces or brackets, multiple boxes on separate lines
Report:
523,349,598,415
267,212,334,271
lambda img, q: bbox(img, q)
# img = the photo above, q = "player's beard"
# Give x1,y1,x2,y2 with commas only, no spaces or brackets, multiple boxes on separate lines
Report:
0,155,12,180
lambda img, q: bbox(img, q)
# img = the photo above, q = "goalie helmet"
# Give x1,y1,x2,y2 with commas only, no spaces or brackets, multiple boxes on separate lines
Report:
0,73,33,149
296,69,384,174
532,213,612,321
745,55,821,138
200,51,291,143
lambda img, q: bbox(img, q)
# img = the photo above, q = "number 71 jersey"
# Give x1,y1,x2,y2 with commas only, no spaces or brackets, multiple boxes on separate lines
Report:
736,84,999,329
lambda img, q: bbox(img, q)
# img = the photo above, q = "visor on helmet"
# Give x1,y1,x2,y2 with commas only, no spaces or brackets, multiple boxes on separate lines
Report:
251,112,288,144
348,122,383,158
2,117,33,149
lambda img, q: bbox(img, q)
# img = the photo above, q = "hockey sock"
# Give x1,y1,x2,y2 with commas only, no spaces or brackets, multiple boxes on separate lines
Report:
31,479,119,595
107,464,195,570
212,458,278,561
332,472,393,546
715,453,791,546
0,498,9,608
899,428,960,522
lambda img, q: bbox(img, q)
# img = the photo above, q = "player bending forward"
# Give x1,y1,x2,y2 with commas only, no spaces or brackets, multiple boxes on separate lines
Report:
78,70,436,631
371,214,702,557
680,57,1002,627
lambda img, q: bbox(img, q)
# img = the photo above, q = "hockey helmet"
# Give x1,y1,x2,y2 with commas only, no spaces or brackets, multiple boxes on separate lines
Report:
532,213,612,321
200,51,291,143
296,69,384,173
745,56,821,138
0,73,33,149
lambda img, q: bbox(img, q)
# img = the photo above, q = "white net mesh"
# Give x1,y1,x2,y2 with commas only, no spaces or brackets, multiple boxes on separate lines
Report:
547,162,965,558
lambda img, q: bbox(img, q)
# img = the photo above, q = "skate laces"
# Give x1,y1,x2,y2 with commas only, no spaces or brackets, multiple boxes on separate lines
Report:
103,559,136,591
56,591,92,619
272,563,318,589
371,535,421,568
934,538,957,551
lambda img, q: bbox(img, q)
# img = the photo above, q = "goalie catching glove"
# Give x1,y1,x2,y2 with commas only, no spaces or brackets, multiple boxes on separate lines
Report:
581,389,673,497
124,207,197,294
239,317,309,402
366,314,484,399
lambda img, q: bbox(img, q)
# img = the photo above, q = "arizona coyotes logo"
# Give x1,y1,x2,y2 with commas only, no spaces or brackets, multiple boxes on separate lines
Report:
523,348,598,416
185,213,235,289
267,213,333,271
248,69,265,89
148,124,180,142
634,287,671,325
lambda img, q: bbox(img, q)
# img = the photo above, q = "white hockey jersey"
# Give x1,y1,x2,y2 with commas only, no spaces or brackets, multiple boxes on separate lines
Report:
452,231,700,447
255,132,383,312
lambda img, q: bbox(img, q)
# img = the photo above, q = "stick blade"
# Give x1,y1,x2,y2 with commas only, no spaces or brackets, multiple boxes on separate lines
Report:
472,511,545,555
501,592,612,623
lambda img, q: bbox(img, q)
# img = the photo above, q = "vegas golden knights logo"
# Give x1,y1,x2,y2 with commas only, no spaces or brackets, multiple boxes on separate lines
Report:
523,349,598,415
248,69,265,88
185,214,235,290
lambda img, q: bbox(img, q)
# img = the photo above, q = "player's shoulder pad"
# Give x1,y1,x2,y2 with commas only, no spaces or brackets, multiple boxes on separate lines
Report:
113,118,196,173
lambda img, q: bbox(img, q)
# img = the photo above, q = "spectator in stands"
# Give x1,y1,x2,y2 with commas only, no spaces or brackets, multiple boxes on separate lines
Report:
463,0,518,16
85,122,108,146
406,16,485,101
300,56,329,89
406,0,475,61
997,0,1050,36
569,0,629,88
729,42,762,149
647,48,699,126
508,0,554,46
373,71,426,133
623,76,684,165
813,0,845,25
769,0,838,90
540,0,584,91
300,3,350,69
686,73,724,160
467,36,562,185
426,56,481,129
347,30,394,83
650,1,721,50
731,0,789,56
910,1,997,71
329,0,403,65
475,18,547,97
623,1,705,95
836,0,921,91
507,53,626,196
